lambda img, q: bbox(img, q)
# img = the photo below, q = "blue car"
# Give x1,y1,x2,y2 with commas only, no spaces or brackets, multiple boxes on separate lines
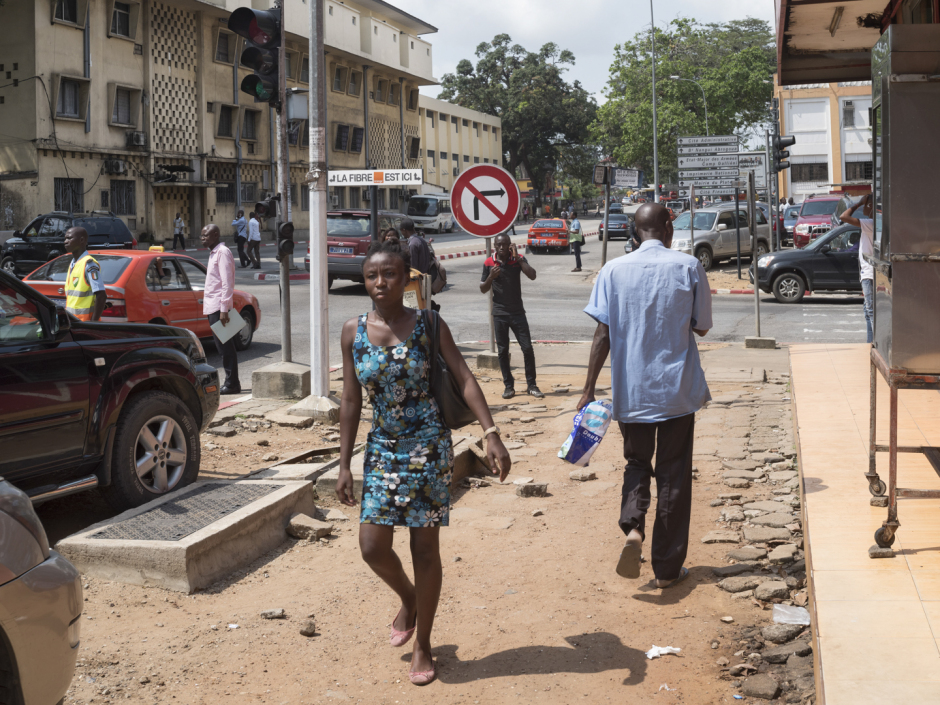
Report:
783,205,800,245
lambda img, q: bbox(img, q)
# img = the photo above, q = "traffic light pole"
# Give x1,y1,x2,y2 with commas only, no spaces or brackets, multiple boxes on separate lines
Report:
275,1,292,364
600,174,610,265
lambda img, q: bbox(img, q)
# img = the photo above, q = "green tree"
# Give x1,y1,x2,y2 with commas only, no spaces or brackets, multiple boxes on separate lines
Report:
593,18,775,185
439,35,597,212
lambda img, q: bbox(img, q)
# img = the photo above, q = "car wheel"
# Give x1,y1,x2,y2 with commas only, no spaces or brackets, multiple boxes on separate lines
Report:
0,257,15,275
756,241,769,258
102,390,200,511
772,273,806,304
327,275,334,290
696,246,713,271
234,308,255,351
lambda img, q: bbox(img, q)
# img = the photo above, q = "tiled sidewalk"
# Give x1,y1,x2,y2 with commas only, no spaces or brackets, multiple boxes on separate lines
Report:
791,344,940,704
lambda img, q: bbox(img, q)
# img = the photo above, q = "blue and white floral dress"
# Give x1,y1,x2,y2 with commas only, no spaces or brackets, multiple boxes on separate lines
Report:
353,312,454,527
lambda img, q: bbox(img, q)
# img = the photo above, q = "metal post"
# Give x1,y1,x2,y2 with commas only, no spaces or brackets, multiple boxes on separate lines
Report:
735,185,742,279
649,0,660,204
486,237,495,354
765,129,775,251
601,174,610,264
276,0,292,363
749,171,759,338
689,184,695,255
308,0,329,399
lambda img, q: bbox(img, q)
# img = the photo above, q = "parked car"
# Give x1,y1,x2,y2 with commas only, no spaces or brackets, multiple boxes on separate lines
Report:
0,269,220,509
0,478,82,705
1,212,137,277
793,196,842,248
751,223,862,303
597,213,632,240
669,203,772,270
22,250,261,351
526,218,571,253
783,205,801,244
303,210,403,288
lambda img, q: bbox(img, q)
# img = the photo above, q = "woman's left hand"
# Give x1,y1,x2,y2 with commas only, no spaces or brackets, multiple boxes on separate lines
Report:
485,435,512,482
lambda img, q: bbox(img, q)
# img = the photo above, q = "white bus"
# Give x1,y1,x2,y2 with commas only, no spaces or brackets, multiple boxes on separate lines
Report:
406,193,455,233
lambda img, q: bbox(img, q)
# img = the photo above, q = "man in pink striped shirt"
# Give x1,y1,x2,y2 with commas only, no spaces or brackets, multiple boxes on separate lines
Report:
200,224,240,394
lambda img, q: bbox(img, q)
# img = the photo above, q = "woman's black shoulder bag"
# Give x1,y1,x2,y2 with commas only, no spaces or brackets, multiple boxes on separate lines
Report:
424,310,477,429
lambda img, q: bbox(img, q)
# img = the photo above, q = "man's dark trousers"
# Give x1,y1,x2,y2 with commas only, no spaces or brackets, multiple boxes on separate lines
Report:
172,233,186,250
493,313,536,390
235,237,250,267
208,311,240,390
618,413,695,581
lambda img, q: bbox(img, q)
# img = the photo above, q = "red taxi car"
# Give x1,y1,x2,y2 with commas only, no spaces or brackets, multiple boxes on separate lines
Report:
23,250,261,350
526,219,571,254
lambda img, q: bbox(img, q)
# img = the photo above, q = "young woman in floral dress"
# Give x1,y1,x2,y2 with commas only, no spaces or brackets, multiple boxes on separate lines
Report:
336,239,511,686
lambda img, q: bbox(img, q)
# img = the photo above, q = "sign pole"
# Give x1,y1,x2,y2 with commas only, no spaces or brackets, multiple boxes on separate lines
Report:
276,0,292,363
689,184,695,256
601,172,610,265
735,183,742,279
749,171,760,337
486,236,495,354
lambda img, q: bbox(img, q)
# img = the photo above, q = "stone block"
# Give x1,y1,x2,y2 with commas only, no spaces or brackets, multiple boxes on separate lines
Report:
722,459,761,472
208,425,237,437
515,483,548,498
752,512,798,528
720,506,746,523
718,575,762,593
768,544,799,564
713,561,760,577
869,545,895,558
762,623,805,644
744,526,792,542
284,394,340,422
477,351,503,370
252,361,311,400
743,500,786,513
724,478,751,489
741,674,780,700
701,530,741,544
755,580,790,601
769,470,798,483
745,336,777,350
260,608,287,620
569,469,597,482
286,513,333,541
728,546,767,561
762,639,812,664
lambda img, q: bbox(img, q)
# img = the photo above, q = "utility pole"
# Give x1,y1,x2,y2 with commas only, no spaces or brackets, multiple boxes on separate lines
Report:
600,168,610,265
650,0,660,204
275,1,292,363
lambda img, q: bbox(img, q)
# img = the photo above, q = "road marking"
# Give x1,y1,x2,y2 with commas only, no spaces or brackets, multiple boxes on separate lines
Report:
834,329,866,333
803,329,823,333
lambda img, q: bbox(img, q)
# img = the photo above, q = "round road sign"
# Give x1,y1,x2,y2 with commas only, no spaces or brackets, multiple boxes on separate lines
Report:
450,164,521,238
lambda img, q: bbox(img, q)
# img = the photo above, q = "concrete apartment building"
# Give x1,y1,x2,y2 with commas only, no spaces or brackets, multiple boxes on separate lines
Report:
773,80,873,202
0,0,454,243
416,95,502,194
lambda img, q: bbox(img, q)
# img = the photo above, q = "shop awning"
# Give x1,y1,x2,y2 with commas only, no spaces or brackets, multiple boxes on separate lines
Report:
775,0,884,85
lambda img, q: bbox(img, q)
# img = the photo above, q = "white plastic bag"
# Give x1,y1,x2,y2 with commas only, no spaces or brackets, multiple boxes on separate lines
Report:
772,604,811,625
558,399,613,467
646,645,681,659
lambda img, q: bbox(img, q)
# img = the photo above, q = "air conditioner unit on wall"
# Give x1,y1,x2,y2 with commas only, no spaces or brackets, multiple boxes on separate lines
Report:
126,131,147,148
104,159,126,175
362,188,371,202
452,167,459,176
330,195,339,206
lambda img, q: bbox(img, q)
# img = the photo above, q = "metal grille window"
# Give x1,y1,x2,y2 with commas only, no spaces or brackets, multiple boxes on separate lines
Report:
112,88,132,125
290,184,298,207
429,152,436,167
349,127,364,154
791,162,829,183
333,66,348,92
55,0,78,23
301,57,309,83
100,190,109,209
111,2,131,36
288,120,300,146
57,79,81,118
215,182,235,204
240,182,258,203
375,79,388,103
390,189,399,210
408,137,421,160
216,32,231,62
408,90,418,110
845,160,873,181
301,184,309,211
334,124,350,151
842,101,855,128
349,187,361,209
110,180,136,215
54,178,84,213
348,71,362,97
376,189,386,209
218,106,234,137
388,83,400,107
242,110,259,141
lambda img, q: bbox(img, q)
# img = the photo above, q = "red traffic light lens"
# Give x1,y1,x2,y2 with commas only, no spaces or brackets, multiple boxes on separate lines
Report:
248,18,272,46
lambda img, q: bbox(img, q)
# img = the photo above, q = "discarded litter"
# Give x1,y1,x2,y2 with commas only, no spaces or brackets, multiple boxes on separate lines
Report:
772,604,811,625
645,645,682,659
228,624,239,629
659,684,674,691
733,696,745,700
558,399,613,467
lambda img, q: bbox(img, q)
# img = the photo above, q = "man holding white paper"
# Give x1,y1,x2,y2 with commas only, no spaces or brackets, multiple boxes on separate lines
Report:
201,224,241,395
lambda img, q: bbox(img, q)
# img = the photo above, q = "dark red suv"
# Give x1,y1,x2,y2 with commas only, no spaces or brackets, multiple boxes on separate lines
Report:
793,196,841,248
304,210,403,288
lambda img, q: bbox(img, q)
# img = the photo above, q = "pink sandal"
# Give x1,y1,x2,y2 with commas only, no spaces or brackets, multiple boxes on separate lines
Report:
409,661,436,686
389,607,416,647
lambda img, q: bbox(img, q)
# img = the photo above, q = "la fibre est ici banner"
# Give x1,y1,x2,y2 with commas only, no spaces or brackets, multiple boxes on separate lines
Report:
327,169,424,186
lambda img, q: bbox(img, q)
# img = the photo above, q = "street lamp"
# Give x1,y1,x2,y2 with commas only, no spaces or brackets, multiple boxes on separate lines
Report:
670,76,708,136
650,0,660,203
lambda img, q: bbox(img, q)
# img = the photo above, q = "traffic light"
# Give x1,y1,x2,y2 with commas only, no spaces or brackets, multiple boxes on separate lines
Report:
255,193,280,220
228,8,281,106
277,221,295,260
773,135,796,173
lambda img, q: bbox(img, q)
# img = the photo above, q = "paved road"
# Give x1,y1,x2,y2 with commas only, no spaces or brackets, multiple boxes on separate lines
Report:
201,219,865,386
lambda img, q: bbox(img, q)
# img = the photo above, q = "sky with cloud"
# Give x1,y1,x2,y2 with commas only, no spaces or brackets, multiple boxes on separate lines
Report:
393,0,777,102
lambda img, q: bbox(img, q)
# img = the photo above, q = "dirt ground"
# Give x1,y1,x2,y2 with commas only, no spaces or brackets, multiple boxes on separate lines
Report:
61,358,806,705
704,261,755,291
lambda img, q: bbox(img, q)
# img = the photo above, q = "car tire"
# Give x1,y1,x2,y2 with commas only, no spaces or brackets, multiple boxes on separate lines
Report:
0,257,15,276
327,275,334,290
695,246,713,271
234,308,255,351
772,273,806,304
101,390,200,511
756,241,769,258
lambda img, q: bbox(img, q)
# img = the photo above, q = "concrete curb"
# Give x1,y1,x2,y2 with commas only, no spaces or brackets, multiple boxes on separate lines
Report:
253,272,310,281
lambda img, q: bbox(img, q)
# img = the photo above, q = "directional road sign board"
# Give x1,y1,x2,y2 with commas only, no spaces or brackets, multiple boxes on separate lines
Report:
738,153,767,189
678,135,738,146
677,154,740,169
678,187,736,197
678,178,737,188
451,164,521,238
679,168,740,179
678,144,738,155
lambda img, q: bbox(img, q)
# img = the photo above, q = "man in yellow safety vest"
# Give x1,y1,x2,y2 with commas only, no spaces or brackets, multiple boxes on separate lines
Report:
64,227,106,321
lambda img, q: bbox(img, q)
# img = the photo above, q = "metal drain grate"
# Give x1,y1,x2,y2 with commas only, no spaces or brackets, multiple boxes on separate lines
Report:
90,483,284,542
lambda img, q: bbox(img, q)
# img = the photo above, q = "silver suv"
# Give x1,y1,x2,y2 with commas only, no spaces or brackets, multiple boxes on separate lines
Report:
669,203,771,270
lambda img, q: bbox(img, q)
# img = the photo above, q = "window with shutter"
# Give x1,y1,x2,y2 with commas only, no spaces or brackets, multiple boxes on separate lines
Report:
216,33,231,63
55,0,78,23
57,80,81,118
111,2,131,37
112,88,131,125
218,106,233,137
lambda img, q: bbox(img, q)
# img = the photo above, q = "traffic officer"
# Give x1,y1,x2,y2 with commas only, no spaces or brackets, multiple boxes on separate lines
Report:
64,226,106,321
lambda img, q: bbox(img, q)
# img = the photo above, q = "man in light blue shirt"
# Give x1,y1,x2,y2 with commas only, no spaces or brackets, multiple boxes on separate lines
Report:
232,209,249,268
578,203,712,589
